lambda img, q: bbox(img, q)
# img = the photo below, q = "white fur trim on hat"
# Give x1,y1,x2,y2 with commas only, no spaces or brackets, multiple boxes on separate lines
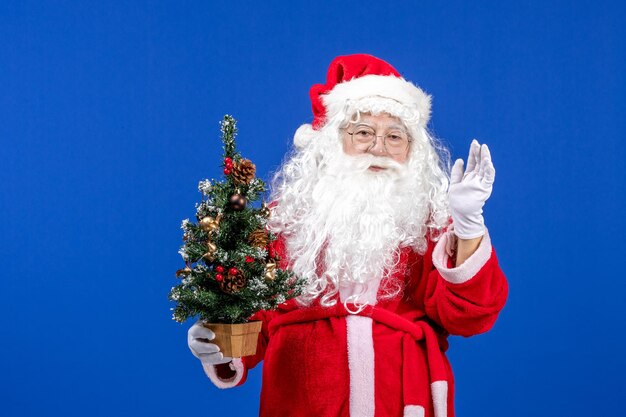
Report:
321,74,432,127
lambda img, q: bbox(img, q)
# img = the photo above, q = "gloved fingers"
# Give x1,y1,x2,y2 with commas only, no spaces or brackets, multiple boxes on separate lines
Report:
475,144,487,177
189,339,221,356
465,139,480,173
476,144,495,185
473,140,483,173
450,159,464,184
481,157,496,186
198,351,233,365
480,143,492,163
189,322,215,341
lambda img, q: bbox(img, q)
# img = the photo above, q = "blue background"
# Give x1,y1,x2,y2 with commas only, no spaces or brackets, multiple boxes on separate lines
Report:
2,1,625,416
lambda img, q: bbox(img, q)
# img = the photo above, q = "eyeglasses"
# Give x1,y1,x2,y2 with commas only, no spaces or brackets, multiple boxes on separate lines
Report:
345,124,412,155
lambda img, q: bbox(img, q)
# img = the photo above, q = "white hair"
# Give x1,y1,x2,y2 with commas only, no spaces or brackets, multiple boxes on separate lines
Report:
269,98,451,313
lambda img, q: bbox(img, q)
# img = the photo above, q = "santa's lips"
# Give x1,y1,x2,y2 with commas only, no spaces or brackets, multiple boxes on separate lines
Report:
368,165,388,172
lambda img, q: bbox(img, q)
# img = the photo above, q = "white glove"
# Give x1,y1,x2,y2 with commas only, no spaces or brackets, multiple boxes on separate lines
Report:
448,139,496,239
187,320,233,365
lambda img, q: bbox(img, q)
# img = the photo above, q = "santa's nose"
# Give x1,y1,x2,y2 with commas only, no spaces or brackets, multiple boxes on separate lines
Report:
368,136,388,155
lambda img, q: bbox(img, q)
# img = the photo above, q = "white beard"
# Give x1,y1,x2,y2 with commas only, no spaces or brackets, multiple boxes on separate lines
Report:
271,149,430,310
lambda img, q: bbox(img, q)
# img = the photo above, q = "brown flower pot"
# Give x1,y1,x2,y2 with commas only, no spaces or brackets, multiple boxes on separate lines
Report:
202,321,263,358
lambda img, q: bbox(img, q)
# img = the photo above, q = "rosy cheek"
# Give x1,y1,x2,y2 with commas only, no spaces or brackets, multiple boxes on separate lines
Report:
342,139,357,155
394,155,408,164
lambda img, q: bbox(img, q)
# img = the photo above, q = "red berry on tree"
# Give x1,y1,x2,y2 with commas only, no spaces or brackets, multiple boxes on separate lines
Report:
215,274,223,282
224,168,231,175
245,256,254,263
215,265,224,273
228,267,238,276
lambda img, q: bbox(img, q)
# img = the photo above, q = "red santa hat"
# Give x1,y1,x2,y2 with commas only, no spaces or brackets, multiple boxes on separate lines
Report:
294,54,432,148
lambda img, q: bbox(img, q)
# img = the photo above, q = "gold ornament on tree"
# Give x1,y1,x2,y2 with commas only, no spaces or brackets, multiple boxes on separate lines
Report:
199,214,222,233
202,241,218,262
231,159,256,185
264,262,277,281
176,265,192,277
259,202,271,218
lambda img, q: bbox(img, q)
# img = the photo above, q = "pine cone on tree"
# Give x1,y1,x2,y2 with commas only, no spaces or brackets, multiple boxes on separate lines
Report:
232,159,256,185
219,270,247,293
248,229,269,248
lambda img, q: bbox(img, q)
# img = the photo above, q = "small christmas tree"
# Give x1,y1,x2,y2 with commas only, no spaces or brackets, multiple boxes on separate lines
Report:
169,115,305,334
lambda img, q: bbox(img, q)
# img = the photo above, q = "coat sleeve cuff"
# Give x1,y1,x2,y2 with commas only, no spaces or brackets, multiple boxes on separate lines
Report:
432,228,493,284
202,358,245,389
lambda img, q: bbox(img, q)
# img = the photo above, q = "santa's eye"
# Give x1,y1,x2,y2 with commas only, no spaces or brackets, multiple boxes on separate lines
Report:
355,129,375,137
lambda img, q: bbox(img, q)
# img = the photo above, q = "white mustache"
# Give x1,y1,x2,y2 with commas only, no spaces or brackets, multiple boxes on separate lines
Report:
348,154,404,171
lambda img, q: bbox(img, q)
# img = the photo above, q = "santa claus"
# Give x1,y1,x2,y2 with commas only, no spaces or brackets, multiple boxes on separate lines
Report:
187,54,508,417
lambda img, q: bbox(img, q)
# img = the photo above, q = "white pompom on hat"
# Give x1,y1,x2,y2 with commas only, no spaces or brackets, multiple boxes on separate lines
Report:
293,54,432,148
292,123,317,150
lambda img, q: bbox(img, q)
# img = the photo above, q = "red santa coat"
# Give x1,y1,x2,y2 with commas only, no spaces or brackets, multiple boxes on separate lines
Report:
203,230,508,417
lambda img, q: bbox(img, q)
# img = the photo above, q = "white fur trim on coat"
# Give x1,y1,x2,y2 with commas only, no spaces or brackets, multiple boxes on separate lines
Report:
322,74,432,127
202,358,244,389
404,405,426,417
432,228,493,284
431,380,448,417
346,315,375,417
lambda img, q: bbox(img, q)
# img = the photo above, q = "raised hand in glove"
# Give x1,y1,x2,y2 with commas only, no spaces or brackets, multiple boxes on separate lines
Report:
187,320,233,365
448,139,496,239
